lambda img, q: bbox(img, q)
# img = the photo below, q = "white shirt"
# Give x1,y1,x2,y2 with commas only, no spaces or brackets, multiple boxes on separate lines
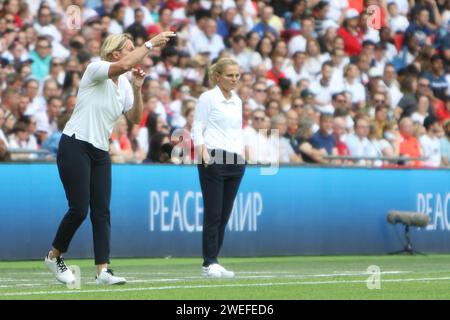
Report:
346,133,378,165
231,49,253,73
389,15,410,33
191,86,243,155
50,41,71,59
411,112,427,125
63,61,134,151
288,35,307,57
270,135,294,164
35,111,57,135
189,32,225,61
326,0,348,21
343,79,366,104
392,0,409,15
363,28,380,43
33,23,62,43
124,6,153,28
310,77,339,105
108,19,124,35
303,56,327,79
420,134,441,167
24,96,47,116
283,65,311,86
382,81,403,109
8,134,39,159
250,52,271,70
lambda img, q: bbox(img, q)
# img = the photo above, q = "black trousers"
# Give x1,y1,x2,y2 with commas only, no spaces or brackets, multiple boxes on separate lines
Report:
198,149,246,267
52,134,112,265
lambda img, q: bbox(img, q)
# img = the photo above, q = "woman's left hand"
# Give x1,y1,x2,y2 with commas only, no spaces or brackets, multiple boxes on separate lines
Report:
131,67,146,89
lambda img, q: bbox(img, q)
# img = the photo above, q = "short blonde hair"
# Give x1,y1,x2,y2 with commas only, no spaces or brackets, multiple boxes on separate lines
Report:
208,58,239,86
100,34,132,61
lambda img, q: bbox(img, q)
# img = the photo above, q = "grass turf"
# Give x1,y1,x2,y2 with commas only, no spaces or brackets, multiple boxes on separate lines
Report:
0,255,450,300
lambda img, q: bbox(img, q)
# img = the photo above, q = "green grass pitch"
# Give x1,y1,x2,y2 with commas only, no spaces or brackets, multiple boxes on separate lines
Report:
1,255,450,300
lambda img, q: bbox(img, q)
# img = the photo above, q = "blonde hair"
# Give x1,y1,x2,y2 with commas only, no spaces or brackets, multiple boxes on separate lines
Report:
100,34,132,61
208,58,239,86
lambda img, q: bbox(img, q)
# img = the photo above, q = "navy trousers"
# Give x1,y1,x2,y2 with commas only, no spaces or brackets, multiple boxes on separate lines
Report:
198,149,246,267
52,134,112,265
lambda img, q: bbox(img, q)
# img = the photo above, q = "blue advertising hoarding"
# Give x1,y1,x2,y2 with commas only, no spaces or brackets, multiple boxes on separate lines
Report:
0,164,449,260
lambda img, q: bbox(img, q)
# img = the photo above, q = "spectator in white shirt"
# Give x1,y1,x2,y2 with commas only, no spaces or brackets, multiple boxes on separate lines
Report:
247,81,267,110
34,96,62,144
411,95,431,125
123,0,153,28
326,0,348,23
343,64,366,110
169,88,195,129
189,18,225,61
233,0,256,31
108,3,126,35
230,34,253,72
420,116,442,167
387,1,410,33
346,115,378,165
288,17,315,57
250,36,273,70
25,79,60,116
328,48,349,81
310,61,339,109
303,38,327,79
283,51,310,86
243,109,272,164
33,6,62,43
8,119,39,160
381,63,403,109
270,114,302,164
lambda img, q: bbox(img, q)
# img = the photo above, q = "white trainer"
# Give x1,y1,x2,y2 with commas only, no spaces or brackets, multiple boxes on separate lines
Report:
202,263,235,278
44,252,76,284
95,268,126,285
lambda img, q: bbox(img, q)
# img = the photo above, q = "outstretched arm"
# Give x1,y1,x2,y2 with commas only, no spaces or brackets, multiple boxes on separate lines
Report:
108,31,176,78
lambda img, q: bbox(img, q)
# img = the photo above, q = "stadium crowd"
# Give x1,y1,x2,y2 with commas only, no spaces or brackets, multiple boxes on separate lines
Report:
0,0,449,167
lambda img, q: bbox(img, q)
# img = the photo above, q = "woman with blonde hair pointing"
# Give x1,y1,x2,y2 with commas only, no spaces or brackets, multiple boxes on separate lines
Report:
44,31,176,285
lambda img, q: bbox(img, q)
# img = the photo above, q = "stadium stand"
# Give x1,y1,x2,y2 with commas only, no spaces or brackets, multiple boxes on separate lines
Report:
0,0,449,167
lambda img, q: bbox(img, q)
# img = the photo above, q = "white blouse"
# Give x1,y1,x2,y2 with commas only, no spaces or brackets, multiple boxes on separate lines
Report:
191,86,244,156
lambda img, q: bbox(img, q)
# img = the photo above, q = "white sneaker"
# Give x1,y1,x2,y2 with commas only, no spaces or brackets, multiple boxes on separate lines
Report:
44,252,76,284
202,263,235,278
95,268,126,285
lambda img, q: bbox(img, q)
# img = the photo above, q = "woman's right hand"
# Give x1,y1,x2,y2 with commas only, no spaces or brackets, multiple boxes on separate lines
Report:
149,31,177,48
202,148,210,168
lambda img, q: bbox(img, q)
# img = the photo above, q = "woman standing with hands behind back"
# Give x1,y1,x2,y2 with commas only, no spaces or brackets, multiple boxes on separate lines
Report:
44,31,176,285
191,58,246,278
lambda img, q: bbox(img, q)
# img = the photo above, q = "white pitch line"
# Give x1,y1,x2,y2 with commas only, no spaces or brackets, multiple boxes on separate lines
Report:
0,270,412,279
0,271,412,288
82,271,412,285
2,276,450,297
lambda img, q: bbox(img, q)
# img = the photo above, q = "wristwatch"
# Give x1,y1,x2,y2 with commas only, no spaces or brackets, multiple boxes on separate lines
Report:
144,41,153,50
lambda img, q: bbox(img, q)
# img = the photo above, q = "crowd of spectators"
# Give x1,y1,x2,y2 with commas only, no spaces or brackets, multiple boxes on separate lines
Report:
0,0,449,167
